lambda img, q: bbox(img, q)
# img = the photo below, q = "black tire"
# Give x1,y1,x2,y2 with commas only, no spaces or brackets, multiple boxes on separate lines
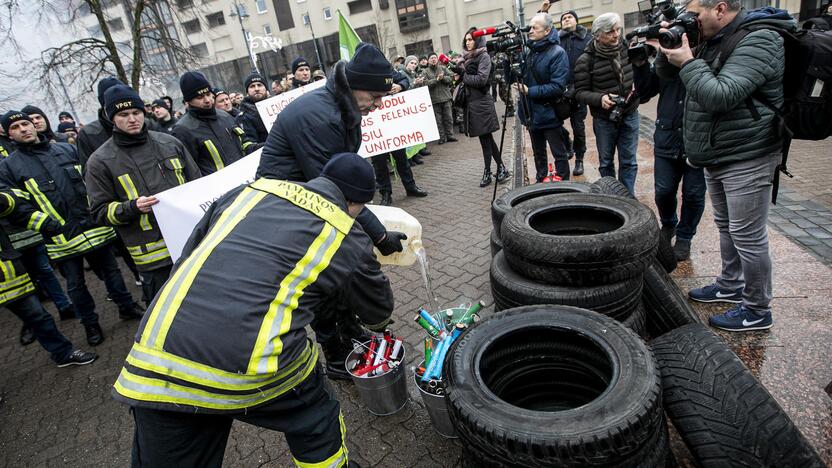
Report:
643,259,701,338
623,299,648,338
491,182,591,237
446,305,662,467
655,232,678,273
590,176,632,198
652,324,825,468
490,250,641,320
489,230,502,257
501,193,659,286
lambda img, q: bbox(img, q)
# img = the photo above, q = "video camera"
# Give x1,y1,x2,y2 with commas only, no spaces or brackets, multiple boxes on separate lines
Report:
471,21,531,81
625,0,701,64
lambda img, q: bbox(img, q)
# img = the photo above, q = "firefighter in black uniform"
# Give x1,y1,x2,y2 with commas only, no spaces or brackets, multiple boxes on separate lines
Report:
114,152,392,468
236,72,270,145
172,71,257,175
0,110,144,347
77,77,124,167
86,85,202,301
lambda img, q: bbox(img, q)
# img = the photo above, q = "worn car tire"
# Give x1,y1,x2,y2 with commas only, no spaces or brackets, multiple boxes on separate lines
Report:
652,324,825,468
501,193,659,286
489,230,502,257
623,299,648,338
643,259,701,338
446,305,663,467
491,251,641,320
491,182,591,237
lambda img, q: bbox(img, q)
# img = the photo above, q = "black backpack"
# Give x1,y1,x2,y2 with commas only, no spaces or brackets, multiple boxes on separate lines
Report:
717,20,832,201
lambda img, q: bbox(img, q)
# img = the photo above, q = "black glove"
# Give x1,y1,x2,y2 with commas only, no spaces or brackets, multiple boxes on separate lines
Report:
376,231,407,256
449,65,464,75
41,219,63,238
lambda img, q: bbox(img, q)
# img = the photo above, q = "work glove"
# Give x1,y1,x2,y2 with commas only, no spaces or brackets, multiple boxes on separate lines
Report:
376,231,407,256
41,219,63,239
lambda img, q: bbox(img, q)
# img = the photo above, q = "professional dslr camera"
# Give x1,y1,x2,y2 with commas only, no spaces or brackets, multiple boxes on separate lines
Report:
626,0,701,64
608,95,628,123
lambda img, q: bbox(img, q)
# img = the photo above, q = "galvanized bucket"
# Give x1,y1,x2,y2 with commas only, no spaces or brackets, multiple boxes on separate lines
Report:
414,361,457,438
346,341,409,416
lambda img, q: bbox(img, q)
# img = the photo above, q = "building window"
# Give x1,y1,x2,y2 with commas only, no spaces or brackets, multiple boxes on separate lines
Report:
264,24,272,35
623,11,642,31
302,13,310,25
404,39,433,57
182,19,201,34
107,18,124,32
86,24,102,38
206,12,226,28
237,4,248,16
440,35,450,54
176,0,193,9
396,0,429,33
190,42,209,57
256,0,268,13
323,7,332,20
347,0,372,15
274,0,296,30
741,0,768,8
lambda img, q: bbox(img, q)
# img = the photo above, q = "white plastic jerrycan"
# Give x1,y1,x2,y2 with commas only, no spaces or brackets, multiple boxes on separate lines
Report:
365,204,423,266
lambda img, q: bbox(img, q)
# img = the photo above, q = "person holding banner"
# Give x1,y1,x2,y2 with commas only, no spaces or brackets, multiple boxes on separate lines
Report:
258,42,407,379
236,72,271,145
85,85,202,302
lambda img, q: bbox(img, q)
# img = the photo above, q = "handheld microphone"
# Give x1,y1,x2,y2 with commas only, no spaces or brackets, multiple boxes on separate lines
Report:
472,27,497,38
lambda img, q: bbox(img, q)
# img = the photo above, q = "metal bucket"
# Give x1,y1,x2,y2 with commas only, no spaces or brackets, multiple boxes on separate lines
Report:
346,341,409,416
414,361,458,438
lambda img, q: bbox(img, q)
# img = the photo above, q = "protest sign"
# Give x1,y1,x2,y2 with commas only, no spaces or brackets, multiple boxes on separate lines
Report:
255,79,327,130
358,87,439,157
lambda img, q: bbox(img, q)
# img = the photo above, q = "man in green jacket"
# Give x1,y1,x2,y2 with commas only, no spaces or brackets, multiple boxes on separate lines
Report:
661,1,795,331
423,52,457,144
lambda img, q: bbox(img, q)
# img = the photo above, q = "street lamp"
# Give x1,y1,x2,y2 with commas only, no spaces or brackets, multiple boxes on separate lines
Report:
230,2,259,73
302,12,325,75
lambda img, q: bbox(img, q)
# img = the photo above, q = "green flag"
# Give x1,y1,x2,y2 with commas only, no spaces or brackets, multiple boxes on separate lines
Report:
338,10,362,60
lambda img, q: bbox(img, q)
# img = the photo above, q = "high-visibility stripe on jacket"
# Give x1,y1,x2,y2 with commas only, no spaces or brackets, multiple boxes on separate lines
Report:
0,190,39,306
171,108,255,176
113,177,394,414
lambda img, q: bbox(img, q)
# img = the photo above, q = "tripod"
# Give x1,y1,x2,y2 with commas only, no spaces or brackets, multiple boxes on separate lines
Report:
492,54,533,203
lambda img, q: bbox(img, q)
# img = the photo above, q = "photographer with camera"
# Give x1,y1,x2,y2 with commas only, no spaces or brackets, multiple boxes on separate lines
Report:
658,1,796,331
573,13,641,195
559,11,591,175
512,13,572,181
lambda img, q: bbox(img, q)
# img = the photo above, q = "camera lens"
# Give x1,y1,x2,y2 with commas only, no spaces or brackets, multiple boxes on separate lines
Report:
658,26,684,49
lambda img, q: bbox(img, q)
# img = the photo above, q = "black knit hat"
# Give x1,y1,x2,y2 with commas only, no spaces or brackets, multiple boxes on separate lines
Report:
57,122,76,133
58,111,73,121
291,57,310,74
103,85,144,120
244,72,266,91
151,98,170,111
179,71,212,102
321,153,375,203
212,88,228,98
345,43,393,93
561,10,579,24
20,105,53,133
0,110,33,134
97,77,124,107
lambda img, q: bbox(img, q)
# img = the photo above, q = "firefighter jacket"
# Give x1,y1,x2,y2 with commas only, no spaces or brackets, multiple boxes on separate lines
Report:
172,107,256,176
77,109,114,168
113,176,395,413
0,190,60,305
0,135,15,158
0,136,116,261
85,127,201,272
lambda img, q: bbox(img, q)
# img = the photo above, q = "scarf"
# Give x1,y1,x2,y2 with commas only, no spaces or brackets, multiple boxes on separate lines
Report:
188,106,217,120
463,47,486,66
594,39,622,59
112,125,149,148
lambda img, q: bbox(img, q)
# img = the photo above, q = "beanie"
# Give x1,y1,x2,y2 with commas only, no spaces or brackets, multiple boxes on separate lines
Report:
103,85,144,120
212,88,228,98
57,122,76,133
345,43,394,93
0,110,33,134
405,55,418,67
97,77,125,107
561,10,579,24
20,105,52,133
151,98,170,111
179,71,212,102
58,111,73,120
244,72,266,91
291,57,310,74
321,153,375,203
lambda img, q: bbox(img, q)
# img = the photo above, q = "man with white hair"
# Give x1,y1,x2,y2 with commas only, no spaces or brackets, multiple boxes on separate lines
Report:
573,12,641,195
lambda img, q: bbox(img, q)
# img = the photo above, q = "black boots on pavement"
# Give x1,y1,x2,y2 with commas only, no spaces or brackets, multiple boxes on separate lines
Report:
573,159,584,176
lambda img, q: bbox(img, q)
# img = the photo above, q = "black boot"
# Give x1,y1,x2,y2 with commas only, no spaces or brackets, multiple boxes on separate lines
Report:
496,164,510,183
119,302,144,320
411,154,424,165
20,325,35,346
321,339,353,381
446,136,458,142
674,239,691,261
58,305,76,321
85,323,105,346
380,192,392,206
573,160,584,176
419,148,431,156
480,169,492,187
405,185,428,197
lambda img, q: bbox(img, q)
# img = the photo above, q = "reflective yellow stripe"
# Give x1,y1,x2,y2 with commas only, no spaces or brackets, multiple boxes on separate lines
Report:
127,243,171,266
249,179,354,234
44,227,116,260
248,224,345,374
74,165,82,175
27,212,48,231
10,188,30,200
0,260,15,280
293,413,348,468
0,275,35,304
23,179,65,225
0,146,7,157
117,174,140,200
203,140,225,171
242,141,254,150
140,188,267,348
170,158,186,185
113,345,317,410
0,192,14,217
139,214,152,231
106,202,125,225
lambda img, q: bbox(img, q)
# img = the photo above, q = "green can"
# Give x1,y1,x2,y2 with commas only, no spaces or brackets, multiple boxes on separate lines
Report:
456,301,484,326
414,314,442,338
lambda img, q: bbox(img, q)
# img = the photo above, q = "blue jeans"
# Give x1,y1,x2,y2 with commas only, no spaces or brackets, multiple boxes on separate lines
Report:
8,294,73,362
58,246,134,325
21,244,72,311
593,112,640,196
654,155,707,241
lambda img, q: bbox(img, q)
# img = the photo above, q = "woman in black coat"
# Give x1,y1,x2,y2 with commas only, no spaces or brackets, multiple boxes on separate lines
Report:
460,28,510,187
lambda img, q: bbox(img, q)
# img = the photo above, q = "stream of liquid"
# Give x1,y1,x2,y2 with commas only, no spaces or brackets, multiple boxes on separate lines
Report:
414,246,440,314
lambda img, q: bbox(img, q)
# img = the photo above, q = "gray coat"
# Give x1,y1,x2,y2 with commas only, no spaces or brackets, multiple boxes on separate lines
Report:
679,12,796,167
462,43,500,137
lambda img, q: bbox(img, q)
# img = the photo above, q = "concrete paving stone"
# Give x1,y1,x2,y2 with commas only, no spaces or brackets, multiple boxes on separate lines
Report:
789,217,819,229
805,227,832,239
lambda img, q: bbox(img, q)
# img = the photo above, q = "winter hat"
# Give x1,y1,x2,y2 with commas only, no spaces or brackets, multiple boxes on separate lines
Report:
561,10,579,24
97,77,125,107
1,110,33,134
212,88,229,98
405,55,418,67
244,72,266,91
179,71,212,102
321,153,375,203
58,111,73,121
151,98,170,111
21,105,53,133
345,43,394,93
103,85,144,120
57,122,76,133
291,57,310,74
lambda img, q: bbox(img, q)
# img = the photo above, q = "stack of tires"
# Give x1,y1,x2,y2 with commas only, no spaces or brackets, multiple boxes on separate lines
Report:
490,182,659,336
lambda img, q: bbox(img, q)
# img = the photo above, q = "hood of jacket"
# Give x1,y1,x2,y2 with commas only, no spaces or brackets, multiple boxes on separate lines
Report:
560,25,588,40
742,7,797,29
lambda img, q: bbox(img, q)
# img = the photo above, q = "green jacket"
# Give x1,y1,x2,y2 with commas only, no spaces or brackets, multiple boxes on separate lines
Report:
679,13,796,167
423,64,453,103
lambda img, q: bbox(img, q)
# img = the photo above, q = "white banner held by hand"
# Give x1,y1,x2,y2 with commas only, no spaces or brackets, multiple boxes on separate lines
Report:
358,87,439,157
255,79,327,130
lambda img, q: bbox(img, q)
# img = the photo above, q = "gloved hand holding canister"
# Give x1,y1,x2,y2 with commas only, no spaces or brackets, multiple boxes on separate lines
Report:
376,231,408,256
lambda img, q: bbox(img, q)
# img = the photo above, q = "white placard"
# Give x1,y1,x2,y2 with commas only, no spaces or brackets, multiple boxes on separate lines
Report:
255,79,328,130
358,87,439,157
153,150,262,262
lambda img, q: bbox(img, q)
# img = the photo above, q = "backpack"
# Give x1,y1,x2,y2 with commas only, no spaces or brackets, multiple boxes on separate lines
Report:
717,19,832,202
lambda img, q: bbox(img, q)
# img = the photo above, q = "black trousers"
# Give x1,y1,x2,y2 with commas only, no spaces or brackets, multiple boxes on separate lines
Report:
139,265,172,306
560,104,588,160
57,246,134,325
529,127,570,182
130,365,346,468
371,149,415,194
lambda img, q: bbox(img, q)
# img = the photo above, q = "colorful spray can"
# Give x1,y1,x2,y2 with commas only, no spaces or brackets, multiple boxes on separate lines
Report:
414,314,442,338
456,301,484,326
